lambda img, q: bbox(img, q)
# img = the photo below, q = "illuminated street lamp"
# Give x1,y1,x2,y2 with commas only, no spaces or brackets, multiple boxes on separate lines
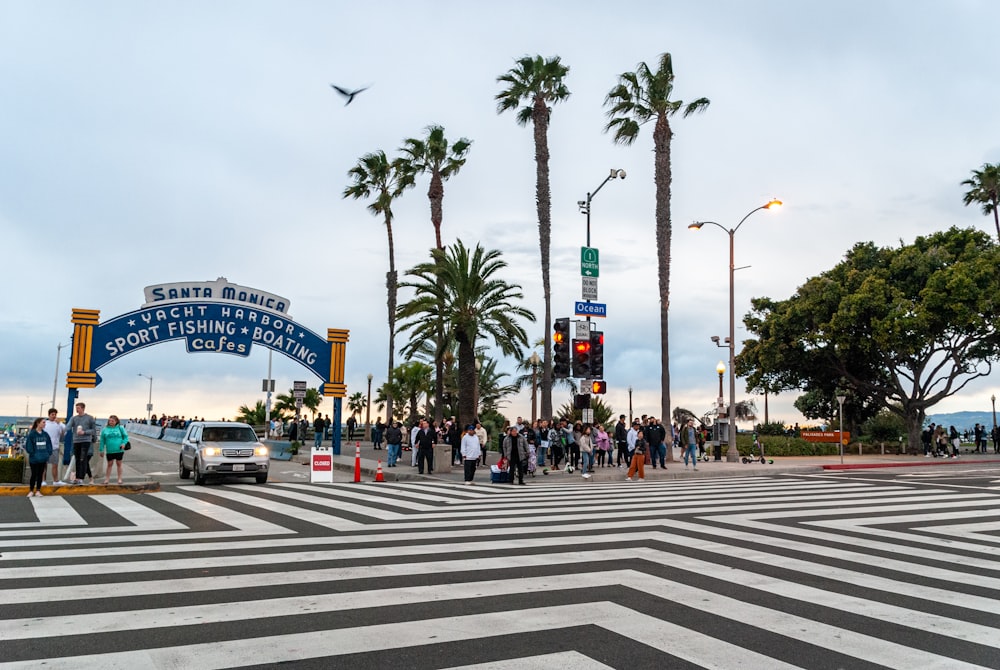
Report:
689,199,782,461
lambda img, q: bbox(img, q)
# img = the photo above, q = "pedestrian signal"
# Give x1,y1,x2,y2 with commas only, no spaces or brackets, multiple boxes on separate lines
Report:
591,380,607,394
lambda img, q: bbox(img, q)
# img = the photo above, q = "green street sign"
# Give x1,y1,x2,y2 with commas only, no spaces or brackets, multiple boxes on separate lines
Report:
581,246,600,277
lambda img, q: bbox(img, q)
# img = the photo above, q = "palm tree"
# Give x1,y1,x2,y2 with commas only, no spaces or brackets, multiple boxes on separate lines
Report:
512,338,577,419
496,54,571,422
347,392,367,422
962,163,1000,243
604,52,709,451
343,150,415,424
399,125,473,424
374,361,434,425
398,240,535,426
273,387,322,418
400,125,472,250
236,400,267,425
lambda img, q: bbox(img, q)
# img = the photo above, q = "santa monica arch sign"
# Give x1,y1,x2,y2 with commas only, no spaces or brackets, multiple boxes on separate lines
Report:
64,277,349,432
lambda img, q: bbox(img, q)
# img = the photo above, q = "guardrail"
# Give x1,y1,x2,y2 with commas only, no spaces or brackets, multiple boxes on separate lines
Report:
160,428,187,444
125,422,165,439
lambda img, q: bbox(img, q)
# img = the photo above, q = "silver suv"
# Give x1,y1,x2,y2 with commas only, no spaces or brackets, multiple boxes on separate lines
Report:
179,421,269,485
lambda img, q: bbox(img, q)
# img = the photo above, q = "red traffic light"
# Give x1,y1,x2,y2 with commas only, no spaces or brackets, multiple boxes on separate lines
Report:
574,340,591,354
591,380,607,394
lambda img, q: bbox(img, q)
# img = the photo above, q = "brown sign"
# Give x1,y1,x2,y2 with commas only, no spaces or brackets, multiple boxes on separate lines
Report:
801,431,851,444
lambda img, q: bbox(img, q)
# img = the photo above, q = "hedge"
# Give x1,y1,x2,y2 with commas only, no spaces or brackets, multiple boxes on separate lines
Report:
0,456,25,483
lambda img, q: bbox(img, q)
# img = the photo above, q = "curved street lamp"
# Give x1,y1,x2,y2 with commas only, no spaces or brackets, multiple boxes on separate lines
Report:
689,199,782,461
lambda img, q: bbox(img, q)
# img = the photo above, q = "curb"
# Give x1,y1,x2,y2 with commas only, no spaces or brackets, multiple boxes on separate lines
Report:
0,482,161,496
822,458,999,471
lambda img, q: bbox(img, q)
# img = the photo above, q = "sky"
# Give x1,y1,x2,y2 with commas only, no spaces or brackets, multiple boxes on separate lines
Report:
2,0,999,426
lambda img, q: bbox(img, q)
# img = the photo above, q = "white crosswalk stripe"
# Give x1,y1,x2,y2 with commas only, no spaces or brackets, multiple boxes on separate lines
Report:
1,475,998,668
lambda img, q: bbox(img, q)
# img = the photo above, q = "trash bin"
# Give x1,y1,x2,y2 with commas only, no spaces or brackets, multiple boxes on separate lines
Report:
713,441,723,461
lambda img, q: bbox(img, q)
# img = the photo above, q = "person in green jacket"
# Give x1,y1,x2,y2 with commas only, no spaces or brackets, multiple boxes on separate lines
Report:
99,415,129,485
25,418,53,496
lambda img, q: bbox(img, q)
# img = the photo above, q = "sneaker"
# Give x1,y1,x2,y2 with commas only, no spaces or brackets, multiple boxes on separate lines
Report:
35,491,43,497
692,467,697,471
55,480,66,485
925,454,931,458
582,473,591,479
638,478,645,482
625,477,632,481
41,481,48,486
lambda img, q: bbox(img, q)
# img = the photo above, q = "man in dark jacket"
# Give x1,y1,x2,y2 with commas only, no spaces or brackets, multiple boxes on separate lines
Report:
384,421,403,466
313,415,326,448
614,415,629,467
501,426,529,485
414,419,435,474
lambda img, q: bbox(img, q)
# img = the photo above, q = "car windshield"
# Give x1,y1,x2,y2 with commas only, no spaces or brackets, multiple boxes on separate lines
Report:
202,427,257,442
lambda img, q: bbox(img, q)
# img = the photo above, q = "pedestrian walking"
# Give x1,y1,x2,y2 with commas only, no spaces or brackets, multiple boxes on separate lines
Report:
25,418,53,496
99,415,129,485
626,428,647,482
460,424,482,485
43,408,66,486
384,421,403,467
579,425,594,479
415,420,435,474
65,402,97,485
501,426,529,485
682,419,698,470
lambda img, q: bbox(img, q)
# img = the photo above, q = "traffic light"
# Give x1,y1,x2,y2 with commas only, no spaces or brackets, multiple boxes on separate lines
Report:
574,393,591,409
571,338,591,378
553,318,570,378
591,380,607,394
590,331,604,378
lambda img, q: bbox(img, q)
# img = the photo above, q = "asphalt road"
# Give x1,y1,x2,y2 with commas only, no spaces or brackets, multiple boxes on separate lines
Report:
2,463,999,668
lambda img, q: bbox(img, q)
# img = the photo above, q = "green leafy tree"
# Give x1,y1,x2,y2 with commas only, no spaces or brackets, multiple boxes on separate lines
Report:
962,162,1000,243
604,52,709,455
398,241,535,426
475,355,520,415
399,125,473,424
343,150,415,423
738,227,1000,450
236,400,267,425
273,387,321,419
496,54,571,422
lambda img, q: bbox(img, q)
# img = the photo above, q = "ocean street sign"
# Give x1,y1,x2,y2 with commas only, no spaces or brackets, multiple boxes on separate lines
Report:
575,301,607,318
580,247,600,277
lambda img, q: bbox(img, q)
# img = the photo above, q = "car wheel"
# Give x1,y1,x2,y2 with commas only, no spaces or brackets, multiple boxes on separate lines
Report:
193,459,206,485
255,472,268,484
179,455,191,479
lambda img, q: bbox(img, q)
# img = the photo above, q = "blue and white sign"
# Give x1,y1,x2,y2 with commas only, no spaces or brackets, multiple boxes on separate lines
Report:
574,301,607,318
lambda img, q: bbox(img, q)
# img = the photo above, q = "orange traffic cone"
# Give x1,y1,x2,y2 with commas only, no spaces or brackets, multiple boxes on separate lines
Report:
374,460,385,482
353,442,361,483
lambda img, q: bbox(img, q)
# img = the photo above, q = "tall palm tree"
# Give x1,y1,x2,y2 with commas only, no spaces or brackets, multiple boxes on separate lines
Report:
496,54,571,422
398,240,536,426
399,125,472,423
400,125,472,250
962,163,1000,243
343,150,415,423
604,52,709,446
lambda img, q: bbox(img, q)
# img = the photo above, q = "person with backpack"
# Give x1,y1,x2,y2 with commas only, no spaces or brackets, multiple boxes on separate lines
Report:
99,414,129,485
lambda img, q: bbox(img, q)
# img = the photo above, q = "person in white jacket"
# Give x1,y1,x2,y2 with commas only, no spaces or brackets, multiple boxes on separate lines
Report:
460,424,482,485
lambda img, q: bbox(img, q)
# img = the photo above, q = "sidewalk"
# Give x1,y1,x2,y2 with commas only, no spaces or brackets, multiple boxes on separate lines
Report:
290,439,1000,484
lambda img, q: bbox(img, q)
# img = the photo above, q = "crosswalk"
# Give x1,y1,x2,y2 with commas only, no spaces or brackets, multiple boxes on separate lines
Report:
1,474,999,668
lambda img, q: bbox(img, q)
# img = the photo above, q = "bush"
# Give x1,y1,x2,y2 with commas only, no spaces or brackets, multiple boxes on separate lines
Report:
755,421,789,436
288,441,301,455
735,433,838,457
0,456,25,483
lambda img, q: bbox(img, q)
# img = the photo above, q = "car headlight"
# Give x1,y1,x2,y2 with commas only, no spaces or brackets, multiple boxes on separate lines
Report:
202,447,221,456
255,446,268,456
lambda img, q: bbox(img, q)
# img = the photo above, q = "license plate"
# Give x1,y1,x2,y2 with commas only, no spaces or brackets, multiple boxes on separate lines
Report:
232,464,245,472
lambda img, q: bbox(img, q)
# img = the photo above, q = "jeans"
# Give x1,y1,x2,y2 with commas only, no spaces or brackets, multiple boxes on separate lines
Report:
536,444,548,466
580,451,593,475
387,443,401,466
654,442,666,467
683,444,698,466
314,432,323,448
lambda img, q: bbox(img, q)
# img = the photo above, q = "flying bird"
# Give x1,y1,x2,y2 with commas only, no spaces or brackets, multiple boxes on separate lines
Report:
330,84,370,106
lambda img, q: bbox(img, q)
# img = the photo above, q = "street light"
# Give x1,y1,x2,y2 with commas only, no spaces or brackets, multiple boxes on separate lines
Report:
578,168,626,247
137,374,153,424
366,373,373,441
689,199,782,461
716,361,726,460
529,352,541,423
836,394,846,465
992,394,997,432
51,342,68,411
628,385,633,424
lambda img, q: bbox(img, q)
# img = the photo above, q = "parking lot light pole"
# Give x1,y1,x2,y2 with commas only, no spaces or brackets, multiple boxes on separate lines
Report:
689,199,782,461
837,394,846,465
138,373,153,424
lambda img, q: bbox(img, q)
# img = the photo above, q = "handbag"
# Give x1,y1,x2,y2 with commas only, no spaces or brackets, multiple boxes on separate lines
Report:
123,441,131,451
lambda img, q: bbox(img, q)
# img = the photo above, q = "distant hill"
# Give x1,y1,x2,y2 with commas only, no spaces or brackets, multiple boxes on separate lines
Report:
925,411,996,432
